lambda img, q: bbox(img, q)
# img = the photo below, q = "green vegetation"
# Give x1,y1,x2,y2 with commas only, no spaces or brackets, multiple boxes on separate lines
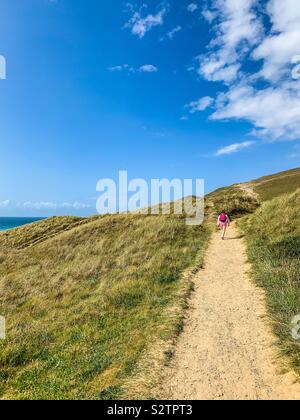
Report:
206,186,260,218
0,214,210,400
1,166,299,400
0,216,90,250
239,189,300,376
253,167,300,201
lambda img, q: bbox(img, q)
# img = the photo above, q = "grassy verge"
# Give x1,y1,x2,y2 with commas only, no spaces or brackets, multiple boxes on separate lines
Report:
238,189,300,376
0,214,211,400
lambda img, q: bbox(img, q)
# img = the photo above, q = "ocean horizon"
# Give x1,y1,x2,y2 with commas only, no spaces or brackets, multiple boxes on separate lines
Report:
0,217,44,232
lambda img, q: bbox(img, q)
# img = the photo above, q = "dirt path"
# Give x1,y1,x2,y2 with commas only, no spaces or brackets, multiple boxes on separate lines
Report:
159,224,300,400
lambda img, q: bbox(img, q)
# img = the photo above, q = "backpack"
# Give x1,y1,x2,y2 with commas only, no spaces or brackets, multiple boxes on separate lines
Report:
219,213,227,223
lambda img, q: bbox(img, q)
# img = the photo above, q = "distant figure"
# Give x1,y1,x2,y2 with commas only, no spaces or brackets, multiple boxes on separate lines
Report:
217,211,230,240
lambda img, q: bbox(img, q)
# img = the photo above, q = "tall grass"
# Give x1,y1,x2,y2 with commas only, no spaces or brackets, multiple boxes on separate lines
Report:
239,189,300,376
207,187,260,218
0,214,210,400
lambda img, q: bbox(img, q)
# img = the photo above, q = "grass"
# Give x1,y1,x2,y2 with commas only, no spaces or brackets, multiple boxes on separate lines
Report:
206,186,260,218
0,216,93,250
239,189,300,376
253,167,300,201
1,166,299,400
0,213,211,400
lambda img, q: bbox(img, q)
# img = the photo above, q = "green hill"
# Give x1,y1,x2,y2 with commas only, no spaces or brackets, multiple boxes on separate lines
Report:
252,167,300,201
206,166,300,211
0,214,210,400
0,166,299,400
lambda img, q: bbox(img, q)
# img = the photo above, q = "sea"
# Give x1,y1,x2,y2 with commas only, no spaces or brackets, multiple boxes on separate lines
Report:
0,217,44,232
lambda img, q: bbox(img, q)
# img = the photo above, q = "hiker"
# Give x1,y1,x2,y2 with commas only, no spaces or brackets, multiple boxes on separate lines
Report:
217,211,230,240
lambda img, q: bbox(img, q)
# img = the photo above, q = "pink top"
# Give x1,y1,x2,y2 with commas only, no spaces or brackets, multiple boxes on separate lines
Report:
217,214,230,226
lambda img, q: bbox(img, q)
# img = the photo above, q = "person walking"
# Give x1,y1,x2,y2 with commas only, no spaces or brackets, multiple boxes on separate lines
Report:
217,211,230,240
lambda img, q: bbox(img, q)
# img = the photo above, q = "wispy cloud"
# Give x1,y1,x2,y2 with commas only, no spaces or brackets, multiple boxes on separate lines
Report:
202,7,217,23
186,96,214,113
124,4,168,38
107,64,130,72
108,64,158,74
0,201,91,210
139,64,158,73
160,25,182,41
0,200,10,208
215,141,256,156
187,3,198,13
22,201,91,210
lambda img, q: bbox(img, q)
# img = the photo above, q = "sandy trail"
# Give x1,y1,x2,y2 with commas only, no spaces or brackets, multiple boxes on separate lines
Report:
160,224,300,400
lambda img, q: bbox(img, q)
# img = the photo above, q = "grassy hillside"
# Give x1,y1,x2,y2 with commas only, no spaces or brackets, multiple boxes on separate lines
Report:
239,189,300,376
0,166,299,400
0,214,210,400
252,167,300,202
205,167,300,210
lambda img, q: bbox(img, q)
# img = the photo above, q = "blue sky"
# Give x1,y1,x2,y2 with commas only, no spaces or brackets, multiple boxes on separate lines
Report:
0,0,299,216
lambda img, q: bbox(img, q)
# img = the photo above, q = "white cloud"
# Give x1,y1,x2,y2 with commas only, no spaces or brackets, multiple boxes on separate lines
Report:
107,64,129,72
252,0,300,81
108,64,158,74
198,0,263,83
23,201,57,210
193,0,300,142
216,141,256,156
200,61,241,83
62,202,91,210
125,5,167,38
22,201,91,210
166,25,181,40
0,200,10,208
202,8,217,23
187,3,198,13
139,64,158,73
211,80,300,141
186,96,214,113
